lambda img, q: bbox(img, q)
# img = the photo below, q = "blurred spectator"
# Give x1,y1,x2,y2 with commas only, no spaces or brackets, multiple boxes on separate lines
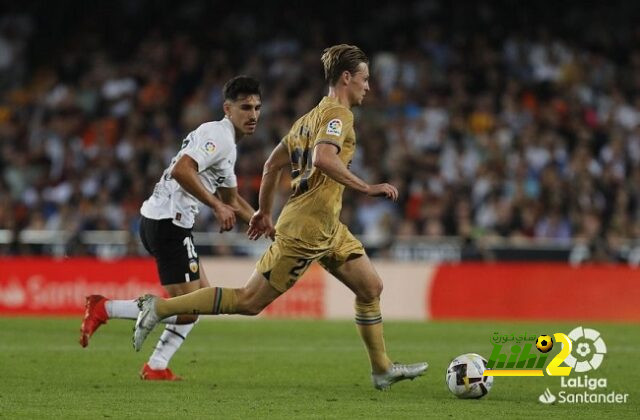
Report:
2,0,640,260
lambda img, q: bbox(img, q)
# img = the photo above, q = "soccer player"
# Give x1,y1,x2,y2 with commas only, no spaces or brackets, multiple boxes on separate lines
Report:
132,45,428,390
80,76,268,380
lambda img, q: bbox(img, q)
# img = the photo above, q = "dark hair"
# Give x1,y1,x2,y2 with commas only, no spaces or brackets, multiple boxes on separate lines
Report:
223,76,261,101
321,44,369,86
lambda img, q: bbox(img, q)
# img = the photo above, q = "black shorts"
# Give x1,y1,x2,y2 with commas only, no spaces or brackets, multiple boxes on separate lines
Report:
139,216,200,285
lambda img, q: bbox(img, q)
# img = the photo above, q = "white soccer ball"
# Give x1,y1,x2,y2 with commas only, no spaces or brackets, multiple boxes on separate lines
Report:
446,353,494,399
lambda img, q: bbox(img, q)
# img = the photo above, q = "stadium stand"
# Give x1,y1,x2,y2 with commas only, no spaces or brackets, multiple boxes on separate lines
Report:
2,0,640,262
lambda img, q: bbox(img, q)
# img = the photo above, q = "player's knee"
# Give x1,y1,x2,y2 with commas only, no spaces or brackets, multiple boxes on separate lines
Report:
237,299,265,316
243,294,269,316
243,304,264,316
357,279,383,302
236,287,266,316
374,280,383,297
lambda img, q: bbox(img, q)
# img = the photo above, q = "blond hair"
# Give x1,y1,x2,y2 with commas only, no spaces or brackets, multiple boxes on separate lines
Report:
321,44,368,86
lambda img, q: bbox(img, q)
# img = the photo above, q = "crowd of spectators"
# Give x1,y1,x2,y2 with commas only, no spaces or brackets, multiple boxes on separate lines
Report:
2,0,640,260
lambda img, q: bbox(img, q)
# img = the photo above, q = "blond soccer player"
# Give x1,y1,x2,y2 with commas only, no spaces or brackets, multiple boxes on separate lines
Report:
133,44,428,390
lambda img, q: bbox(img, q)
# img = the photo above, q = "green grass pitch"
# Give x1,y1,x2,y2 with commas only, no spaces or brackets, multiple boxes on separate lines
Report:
0,318,637,418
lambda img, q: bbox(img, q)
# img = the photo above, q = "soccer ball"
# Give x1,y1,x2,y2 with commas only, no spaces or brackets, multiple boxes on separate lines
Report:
536,335,553,353
446,353,493,399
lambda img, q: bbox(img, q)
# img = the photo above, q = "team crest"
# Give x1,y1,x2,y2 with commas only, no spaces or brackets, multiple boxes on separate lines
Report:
189,260,199,273
326,119,342,136
203,142,216,154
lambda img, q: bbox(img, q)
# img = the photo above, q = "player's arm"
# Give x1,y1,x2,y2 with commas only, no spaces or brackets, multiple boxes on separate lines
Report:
313,144,398,201
217,187,254,224
258,141,290,214
247,141,290,240
171,155,236,231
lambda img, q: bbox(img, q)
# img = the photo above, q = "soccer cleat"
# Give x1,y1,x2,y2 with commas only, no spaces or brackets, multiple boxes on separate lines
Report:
79,295,109,348
139,363,182,381
133,294,161,351
371,362,429,390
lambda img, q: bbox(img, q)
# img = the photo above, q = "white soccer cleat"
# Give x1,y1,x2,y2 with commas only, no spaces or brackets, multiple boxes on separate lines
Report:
372,362,428,390
133,294,160,352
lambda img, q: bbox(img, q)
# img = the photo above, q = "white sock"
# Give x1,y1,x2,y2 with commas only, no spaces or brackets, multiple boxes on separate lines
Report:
105,300,139,319
105,299,178,324
148,321,197,370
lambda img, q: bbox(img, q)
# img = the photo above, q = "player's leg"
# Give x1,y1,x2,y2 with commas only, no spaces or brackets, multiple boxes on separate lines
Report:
150,238,297,318
134,269,281,352
328,253,427,389
133,240,308,350
79,297,187,348
322,225,427,390
324,252,391,374
79,217,189,347
143,270,205,380
150,268,281,318
138,218,206,379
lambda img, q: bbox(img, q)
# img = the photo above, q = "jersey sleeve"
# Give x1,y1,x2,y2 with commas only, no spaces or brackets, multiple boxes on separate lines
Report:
183,124,233,172
313,106,353,152
219,171,237,188
280,133,290,149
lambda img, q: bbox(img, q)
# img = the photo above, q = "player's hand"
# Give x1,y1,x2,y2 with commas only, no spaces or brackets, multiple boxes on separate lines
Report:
366,183,398,201
247,210,275,241
213,203,237,232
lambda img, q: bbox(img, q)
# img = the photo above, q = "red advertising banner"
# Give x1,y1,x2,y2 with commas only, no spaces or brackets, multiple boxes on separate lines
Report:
4,259,639,321
429,263,640,321
0,258,165,316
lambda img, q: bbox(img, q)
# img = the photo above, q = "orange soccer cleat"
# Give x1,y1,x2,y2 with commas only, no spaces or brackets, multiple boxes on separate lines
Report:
139,363,182,381
79,295,108,348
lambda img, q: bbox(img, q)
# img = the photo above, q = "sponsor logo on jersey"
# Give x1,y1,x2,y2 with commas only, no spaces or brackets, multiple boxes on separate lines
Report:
326,119,342,136
204,142,216,154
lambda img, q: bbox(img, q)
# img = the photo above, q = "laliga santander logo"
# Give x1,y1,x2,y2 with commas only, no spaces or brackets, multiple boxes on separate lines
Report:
538,327,608,404
537,328,625,405
564,326,607,372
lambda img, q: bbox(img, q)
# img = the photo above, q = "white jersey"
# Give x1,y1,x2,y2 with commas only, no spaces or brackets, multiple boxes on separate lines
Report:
141,118,238,228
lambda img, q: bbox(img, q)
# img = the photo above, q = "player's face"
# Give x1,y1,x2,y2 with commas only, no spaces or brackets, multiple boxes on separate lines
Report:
347,62,370,106
225,94,262,136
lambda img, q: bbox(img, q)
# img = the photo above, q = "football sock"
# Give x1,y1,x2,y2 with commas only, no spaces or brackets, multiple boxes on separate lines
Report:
106,299,178,324
211,287,239,314
148,320,197,370
355,297,392,374
105,299,139,319
155,287,238,317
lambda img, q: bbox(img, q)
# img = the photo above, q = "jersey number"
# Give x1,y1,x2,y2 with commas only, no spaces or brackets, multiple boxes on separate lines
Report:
180,134,193,149
289,258,312,280
291,147,313,195
183,237,198,259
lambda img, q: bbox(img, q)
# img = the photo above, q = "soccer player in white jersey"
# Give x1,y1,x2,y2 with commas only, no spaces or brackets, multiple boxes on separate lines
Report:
79,76,268,380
